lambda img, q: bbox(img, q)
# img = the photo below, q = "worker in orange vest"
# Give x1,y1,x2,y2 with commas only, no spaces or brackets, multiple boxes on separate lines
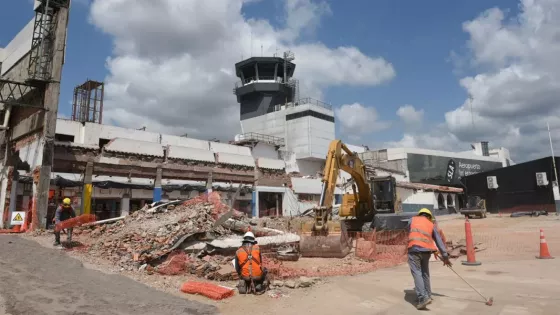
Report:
408,208,451,310
234,231,269,294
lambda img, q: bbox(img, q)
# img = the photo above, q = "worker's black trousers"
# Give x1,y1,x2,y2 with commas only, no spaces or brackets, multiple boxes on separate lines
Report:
54,228,73,244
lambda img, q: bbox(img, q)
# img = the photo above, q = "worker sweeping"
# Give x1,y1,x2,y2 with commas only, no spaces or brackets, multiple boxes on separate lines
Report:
407,208,452,310
234,231,269,294
53,198,76,246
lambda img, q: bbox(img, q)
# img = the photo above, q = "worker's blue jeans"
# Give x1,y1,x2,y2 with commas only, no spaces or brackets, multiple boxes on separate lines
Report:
408,251,431,302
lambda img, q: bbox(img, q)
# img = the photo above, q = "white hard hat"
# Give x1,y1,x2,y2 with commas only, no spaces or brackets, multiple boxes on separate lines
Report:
242,231,257,243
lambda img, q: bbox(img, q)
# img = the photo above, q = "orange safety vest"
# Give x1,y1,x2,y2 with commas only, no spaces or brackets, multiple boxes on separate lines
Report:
236,244,263,280
408,216,437,251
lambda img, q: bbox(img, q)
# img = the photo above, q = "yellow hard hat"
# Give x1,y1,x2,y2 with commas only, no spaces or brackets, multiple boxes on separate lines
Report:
418,208,433,220
62,198,71,206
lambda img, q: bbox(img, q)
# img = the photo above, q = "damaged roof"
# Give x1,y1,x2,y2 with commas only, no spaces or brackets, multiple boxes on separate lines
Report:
104,138,164,157
215,152,256,168
167,145,215,163
257,157,286,170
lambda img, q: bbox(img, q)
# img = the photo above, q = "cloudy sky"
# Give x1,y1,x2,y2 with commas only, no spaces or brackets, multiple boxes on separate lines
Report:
1,0,559,162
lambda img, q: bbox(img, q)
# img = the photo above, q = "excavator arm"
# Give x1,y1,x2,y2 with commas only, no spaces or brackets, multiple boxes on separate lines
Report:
314,140,374,231
300,140,374,258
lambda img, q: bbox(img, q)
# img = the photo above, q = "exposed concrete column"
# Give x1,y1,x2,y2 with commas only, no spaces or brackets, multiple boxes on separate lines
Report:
0,170,9,229
553,182,560,213
121,190,130,216
34,6,70,229
275,193,280,217
252,189,259,218
153,167,162,202
206,171,213,194
81,162,93,215
8,171,19,225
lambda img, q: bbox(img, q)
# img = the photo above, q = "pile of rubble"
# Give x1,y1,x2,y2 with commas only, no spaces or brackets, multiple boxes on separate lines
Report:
271,276,320,289
446,239,486,258
79,195,244,271
74,193,301,279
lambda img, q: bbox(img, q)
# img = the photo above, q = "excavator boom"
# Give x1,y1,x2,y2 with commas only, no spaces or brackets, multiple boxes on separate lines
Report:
300,140,375,257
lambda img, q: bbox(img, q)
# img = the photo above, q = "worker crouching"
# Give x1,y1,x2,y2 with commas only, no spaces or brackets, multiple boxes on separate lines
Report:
53,198,77,247
235,232,269,294
408,208,452,310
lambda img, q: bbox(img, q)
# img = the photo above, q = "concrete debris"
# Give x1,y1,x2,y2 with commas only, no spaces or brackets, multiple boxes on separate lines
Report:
276,245,300,261
79,194,240,270
447,240,486,258
72,193,302,282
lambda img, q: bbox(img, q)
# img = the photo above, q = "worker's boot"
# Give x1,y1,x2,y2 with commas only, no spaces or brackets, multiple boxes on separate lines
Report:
416,298,430,310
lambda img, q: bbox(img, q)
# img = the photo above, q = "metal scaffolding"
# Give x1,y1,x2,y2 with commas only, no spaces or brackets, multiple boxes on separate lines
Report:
28,0,70,82
0,79,44,108
72,80,104,124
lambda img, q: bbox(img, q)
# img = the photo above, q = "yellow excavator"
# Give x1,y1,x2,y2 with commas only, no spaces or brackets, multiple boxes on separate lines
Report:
299,140,402,258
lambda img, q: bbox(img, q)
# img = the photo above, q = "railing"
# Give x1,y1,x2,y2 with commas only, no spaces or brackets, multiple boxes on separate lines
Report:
293,97,332,111
235,132,285,146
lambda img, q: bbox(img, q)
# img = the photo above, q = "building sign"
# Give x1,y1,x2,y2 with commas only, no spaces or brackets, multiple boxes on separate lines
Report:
407,153,502,186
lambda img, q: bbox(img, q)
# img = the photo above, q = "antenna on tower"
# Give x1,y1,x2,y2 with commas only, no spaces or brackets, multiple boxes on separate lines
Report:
261,44,263,57
250,31,253,57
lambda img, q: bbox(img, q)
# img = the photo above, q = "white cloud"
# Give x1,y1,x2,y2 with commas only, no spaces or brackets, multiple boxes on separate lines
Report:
89,0,395,140
394,0,560,161
396,104,424,125
335,103,391,140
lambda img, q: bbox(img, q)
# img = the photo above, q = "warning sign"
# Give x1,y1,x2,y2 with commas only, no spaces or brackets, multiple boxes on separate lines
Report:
10,211,26,225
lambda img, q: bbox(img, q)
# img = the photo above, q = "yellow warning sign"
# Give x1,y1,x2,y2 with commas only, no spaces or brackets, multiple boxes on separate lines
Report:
10,211,26,225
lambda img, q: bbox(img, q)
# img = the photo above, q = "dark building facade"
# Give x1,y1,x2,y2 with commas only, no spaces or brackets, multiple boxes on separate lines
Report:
462,156,560,213
407,153,502,186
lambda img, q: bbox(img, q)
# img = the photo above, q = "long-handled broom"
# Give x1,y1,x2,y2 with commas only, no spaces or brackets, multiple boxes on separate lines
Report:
438,255,493,306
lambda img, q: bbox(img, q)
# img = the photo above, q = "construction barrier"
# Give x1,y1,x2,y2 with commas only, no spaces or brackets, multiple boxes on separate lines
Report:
462,218,482,266
537,229,554,259
354,229,409,262
0,225,24,234
55,214,97,232
180,281,235,300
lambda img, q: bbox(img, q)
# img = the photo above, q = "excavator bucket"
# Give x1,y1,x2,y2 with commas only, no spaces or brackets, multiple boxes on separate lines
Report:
299,221,353,258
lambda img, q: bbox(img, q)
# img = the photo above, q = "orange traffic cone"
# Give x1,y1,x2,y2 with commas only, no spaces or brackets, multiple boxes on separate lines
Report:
536,229,554,259
462,218,481,266
20,216,28,232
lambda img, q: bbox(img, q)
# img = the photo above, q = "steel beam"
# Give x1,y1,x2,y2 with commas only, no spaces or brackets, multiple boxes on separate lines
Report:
0,79,44,108
53,150,256,183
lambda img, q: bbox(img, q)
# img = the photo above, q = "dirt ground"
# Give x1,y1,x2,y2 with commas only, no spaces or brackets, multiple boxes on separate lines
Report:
14,214,560,314
0,236,216,315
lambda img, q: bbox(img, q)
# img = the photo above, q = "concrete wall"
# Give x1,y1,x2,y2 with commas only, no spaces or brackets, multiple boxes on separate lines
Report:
85,123,160,146
240,103,335,160
0,19,34,75
251,142,279,159
18,136,44,171
160,135,209,150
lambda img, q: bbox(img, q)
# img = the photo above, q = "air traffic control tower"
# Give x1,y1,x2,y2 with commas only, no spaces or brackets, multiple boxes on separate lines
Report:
233,52,335,164
234,55,297,120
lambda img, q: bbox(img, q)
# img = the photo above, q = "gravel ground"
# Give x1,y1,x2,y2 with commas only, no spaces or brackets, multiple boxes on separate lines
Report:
0,236,217,315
